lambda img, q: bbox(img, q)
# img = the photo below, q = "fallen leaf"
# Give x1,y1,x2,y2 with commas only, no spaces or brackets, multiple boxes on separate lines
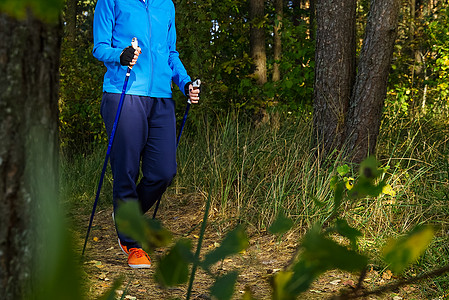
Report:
106,246,114,251
125,296,137,300
330,279,341,285
342,280,356,288
93,237,99,242
382,270,393,280
393,296,403,300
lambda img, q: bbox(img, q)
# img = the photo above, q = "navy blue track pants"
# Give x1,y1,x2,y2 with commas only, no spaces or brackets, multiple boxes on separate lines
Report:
101,92,177,248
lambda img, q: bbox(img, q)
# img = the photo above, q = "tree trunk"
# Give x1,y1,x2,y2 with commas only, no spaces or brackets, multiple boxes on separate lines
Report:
345,0,400,163
313,0,356,156
272,0,283,82
0,12,60,299
250,0,267,85
65,0,77,47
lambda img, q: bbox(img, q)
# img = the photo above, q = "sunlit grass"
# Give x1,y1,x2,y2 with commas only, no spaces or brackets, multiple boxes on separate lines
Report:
61,108,449,297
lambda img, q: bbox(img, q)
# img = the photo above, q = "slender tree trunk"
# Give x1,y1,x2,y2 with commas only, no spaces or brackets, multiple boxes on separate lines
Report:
0,12,60,298
292,0,300,26
345,0,400,163
313,0,357,156
273,0,283,82
309,0,316,40
250,0,267,85
65,0,77,47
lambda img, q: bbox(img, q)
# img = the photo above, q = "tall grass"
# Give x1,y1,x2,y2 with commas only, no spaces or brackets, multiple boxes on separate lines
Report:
62,108,449,295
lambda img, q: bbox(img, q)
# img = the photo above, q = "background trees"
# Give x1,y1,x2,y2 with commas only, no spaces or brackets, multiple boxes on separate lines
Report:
58,0,449,163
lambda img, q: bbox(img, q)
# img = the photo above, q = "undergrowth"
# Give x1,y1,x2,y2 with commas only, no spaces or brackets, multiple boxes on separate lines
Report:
61,108,449,298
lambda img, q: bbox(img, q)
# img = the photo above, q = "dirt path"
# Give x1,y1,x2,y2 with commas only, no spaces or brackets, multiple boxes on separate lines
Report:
75,194,424,300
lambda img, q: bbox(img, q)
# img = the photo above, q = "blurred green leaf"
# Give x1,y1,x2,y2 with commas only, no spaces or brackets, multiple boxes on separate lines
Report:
115,201,172,252
210,271,239,300
202,225,249,269
269,212,294,235
334,219,362,250
359,156,383,180
272,271,295,300
155,239,193,287
0,0,64,22
301,226,368,273
383,225,434,273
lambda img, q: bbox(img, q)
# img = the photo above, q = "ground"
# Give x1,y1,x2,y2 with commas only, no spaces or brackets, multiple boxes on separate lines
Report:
73,194,426,300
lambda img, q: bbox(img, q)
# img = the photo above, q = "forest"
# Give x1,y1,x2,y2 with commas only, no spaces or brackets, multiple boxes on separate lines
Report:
1,0,449,299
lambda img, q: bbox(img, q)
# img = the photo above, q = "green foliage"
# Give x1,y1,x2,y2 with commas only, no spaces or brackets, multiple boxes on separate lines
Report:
115,201,172,253
59,42,106,154
268,211,294,236
210,271,239,300
0,0,64,22
270,157,435,300
202,225,249,269
383,225,435,274
155,240,193,287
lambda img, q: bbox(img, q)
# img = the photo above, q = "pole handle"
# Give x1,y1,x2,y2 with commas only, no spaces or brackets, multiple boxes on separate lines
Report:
188,79,201,104
128,37,139,72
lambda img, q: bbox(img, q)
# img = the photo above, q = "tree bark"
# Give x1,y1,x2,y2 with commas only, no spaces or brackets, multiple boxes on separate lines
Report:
345,0,400,163
272,0,283,82
0,12,60,299
250,0,267,85
313,0,356,155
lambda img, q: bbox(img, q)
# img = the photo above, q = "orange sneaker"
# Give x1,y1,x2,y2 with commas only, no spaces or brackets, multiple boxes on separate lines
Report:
128,248,151,269
118,238,130,255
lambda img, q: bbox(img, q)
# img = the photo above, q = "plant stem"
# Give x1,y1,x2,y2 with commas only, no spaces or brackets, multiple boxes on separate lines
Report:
185,185,213,300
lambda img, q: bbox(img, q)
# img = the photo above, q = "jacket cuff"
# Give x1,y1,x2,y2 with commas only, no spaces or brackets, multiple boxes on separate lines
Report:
184,81,193,97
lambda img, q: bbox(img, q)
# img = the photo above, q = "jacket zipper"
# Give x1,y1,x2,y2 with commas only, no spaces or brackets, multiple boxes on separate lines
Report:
146,1,154,95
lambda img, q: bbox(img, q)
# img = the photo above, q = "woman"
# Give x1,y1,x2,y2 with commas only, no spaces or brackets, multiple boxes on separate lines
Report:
93,0,199,268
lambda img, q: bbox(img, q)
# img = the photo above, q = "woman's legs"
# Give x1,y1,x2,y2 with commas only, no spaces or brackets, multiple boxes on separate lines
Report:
101,93,176,248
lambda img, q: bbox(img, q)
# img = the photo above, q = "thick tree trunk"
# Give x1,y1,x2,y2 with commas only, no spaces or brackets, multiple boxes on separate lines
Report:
272,0,283,82
345,0,400,163
313,0,356,156
250,0,267,85
0,12,60,299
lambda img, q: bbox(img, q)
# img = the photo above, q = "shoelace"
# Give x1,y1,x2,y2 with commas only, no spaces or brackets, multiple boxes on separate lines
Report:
130,248,146,258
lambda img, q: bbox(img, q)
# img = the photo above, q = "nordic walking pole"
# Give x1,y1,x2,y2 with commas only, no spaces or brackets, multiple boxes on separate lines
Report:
152,79,201,219
82,38,139,257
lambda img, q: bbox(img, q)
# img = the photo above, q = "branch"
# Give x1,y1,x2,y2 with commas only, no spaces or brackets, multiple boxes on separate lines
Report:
337,264,449,299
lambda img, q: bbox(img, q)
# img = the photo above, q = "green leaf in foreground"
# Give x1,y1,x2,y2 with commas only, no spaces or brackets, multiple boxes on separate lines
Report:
272,271,295,300
155,239,193,287
383,225,434,273
301,226,368,272
0,0,64,22
115,201,172,252
202,225,249,269
269,212,294,235
210,271,239,300
334,219,362,250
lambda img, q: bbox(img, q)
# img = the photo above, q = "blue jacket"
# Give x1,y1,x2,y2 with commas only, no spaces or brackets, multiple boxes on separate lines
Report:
93,0,191,97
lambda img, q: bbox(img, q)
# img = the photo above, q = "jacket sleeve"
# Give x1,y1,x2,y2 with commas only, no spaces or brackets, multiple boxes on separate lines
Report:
92,0,122,63
167,9,191,96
